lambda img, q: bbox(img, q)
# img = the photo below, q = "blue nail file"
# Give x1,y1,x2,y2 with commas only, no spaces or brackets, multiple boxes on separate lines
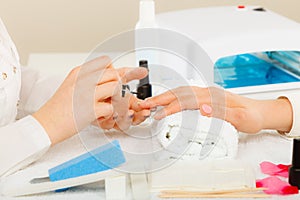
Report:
49,140,126,182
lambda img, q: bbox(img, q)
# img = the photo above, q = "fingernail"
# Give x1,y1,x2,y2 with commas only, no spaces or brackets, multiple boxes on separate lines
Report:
153,111,164,119
202,104,212,114
113,113,118,120
128,110,135,118
144,109,151,117
150,107,157,112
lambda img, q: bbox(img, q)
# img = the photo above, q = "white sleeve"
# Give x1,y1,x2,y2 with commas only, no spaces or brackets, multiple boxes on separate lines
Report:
0,18,54,178
280,93,300,137
0,115,51,177
0,67,60,178
17,66,63,118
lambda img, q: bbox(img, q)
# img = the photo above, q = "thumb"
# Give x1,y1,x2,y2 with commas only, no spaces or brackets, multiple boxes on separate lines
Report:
201,104,247,132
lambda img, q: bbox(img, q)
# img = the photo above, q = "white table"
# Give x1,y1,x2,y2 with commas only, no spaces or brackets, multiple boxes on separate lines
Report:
1,53,299,200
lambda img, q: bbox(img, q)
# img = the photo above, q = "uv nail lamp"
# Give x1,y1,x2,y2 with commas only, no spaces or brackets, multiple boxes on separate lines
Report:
156,6,300,99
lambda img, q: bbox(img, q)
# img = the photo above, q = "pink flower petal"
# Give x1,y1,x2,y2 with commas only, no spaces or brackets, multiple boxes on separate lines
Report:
260,161,281,173
260,161,290,178
256,181,263,188
278,164,291,171
275,171,289,178
256,176,299,195
282,185,299,195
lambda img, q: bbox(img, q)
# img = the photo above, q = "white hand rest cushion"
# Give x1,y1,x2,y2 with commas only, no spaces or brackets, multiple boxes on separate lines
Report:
155,110,239,160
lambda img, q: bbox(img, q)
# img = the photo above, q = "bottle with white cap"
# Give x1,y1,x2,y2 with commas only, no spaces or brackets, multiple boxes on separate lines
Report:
135,0,158,65
135,0,157,29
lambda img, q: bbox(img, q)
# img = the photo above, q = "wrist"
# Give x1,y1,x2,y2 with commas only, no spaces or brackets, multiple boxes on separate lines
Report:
259,98,293,132
32,105,76,145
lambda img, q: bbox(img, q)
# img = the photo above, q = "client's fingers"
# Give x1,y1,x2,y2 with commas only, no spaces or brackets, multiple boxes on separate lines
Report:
153,101,182,120
132,109,151,125
140,90,178,109
129,95,144,112
198,103,255,133
200,104,213,116
224,107,263,133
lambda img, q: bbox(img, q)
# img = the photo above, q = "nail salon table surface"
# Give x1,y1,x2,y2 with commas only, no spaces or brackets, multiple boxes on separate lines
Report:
1,132,298,200
1,53,299,200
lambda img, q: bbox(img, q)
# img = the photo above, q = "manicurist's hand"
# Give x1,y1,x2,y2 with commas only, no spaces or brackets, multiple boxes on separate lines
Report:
95,94,151,130
94,67,151,130
139,86,293,134
32,56,149,145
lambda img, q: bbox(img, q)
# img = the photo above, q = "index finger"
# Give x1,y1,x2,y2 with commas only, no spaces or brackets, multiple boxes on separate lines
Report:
118,67,148,84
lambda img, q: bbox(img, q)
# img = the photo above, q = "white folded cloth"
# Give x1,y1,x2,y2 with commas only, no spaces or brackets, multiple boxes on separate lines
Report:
156,110,239,160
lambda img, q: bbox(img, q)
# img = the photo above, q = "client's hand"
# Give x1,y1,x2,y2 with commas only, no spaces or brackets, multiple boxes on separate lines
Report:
33,56,149,145
139,86,293,134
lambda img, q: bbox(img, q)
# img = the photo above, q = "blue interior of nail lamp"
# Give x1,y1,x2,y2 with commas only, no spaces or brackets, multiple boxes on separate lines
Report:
214,53,300,89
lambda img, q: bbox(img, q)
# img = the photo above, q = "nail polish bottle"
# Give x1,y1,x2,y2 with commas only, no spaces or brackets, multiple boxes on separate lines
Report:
289,138,300,189
137,60,152,100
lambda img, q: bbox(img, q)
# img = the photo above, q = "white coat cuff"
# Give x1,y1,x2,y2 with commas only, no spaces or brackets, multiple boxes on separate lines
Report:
279,93,300,137
23,115,51,149
0,115,51,177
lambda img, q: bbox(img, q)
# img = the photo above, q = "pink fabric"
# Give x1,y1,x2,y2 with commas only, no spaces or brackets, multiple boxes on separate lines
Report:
256,176,298,195
260,161,290,178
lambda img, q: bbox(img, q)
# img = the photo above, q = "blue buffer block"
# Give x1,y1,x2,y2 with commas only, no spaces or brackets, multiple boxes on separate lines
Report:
49,140,126,182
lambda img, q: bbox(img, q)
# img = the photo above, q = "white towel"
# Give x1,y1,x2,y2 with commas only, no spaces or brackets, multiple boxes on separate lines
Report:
155,110,239,160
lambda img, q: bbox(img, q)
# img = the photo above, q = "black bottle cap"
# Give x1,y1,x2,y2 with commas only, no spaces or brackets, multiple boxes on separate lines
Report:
292,139,300,168
139,60,148,67
289,138,300,188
